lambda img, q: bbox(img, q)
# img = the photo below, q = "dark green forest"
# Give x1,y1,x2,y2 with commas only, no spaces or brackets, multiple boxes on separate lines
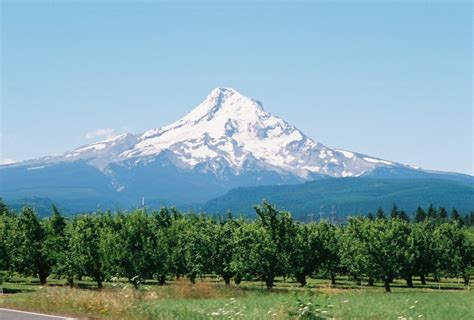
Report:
0,199,473,293
204,178,474,219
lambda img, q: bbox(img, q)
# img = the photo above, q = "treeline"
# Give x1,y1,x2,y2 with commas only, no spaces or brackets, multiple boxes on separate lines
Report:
367,204,474,226
0,200,472,292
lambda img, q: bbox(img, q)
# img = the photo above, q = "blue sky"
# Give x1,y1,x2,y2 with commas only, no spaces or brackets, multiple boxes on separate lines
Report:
1,1,472,174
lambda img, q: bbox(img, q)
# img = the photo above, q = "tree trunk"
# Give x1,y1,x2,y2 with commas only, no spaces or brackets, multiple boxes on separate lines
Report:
433,273,440,282
294,273,306,287
190,273,196,284
331,273,336,285
406,276,413,288
368,278,374,286
383,278,391,292
158,275,166,286
131,278,140,289
234,274,242,285
265,275,274,289
96,274,103,289
420,274,427,285
224,277,231,285
67,276,74,288
38,272,48,285
464,276,470,286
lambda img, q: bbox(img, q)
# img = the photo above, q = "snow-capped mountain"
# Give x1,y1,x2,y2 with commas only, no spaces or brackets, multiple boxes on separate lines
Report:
118,87,394,178
1,88,471,210
23,88,398,177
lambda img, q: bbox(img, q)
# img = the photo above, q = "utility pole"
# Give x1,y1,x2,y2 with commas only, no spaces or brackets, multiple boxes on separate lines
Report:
331,205,336,224
141,196,145,207
319,205,324,221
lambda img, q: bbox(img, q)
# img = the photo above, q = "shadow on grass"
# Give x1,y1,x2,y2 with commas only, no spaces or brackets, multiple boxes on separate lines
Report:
2,276,469,296
2,287,36,294
5,278,41,285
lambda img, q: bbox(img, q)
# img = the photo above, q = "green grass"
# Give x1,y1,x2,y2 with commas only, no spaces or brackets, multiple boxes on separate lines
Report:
1,275,473,319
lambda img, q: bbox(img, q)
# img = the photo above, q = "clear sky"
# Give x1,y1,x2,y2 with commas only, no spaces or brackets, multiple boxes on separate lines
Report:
1,1,472,174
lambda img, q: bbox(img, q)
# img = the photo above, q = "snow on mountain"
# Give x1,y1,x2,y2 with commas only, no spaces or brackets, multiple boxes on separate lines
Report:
13,133,139,171
116,87,402,178
11,87,402,179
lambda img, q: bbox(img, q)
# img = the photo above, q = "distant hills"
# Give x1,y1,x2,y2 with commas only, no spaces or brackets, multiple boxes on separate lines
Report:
203,178,474,220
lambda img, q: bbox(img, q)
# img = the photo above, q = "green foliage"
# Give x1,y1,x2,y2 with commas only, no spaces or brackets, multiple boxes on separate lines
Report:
44,205,67,276
0,198,11,216
0,200,473,292
415,206,426,222
0,214,10,270
406,221,438,285
212,213,238,285
183,215,214,283
289,223,323,286
341,218,412,291
434,222,474,284
376,207,386,220
69,214,105,287
427,204,438,220
9,207,52,284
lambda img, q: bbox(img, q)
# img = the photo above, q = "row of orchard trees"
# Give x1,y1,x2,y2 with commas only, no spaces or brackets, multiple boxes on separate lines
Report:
0,201,473,292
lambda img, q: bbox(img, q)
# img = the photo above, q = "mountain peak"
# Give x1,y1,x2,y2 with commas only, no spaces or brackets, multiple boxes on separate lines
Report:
174,87,264,126
7,87,407,182
209,87,238,95
205,87,254,107
205,87,239,103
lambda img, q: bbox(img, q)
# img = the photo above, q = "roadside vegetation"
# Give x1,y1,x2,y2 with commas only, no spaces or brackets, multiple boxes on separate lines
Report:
1,276,473,319
0,198,473,319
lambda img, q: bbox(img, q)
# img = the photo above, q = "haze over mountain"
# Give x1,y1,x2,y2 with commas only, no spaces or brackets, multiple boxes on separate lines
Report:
1,88,472,213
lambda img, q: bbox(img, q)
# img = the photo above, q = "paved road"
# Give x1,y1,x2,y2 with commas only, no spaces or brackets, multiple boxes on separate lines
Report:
0,308,76,320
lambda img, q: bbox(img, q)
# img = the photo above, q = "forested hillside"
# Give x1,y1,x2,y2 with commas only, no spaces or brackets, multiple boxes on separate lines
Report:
204,178,474,219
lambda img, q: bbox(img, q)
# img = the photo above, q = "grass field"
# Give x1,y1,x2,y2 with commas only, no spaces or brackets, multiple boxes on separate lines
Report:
0,275,473,319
